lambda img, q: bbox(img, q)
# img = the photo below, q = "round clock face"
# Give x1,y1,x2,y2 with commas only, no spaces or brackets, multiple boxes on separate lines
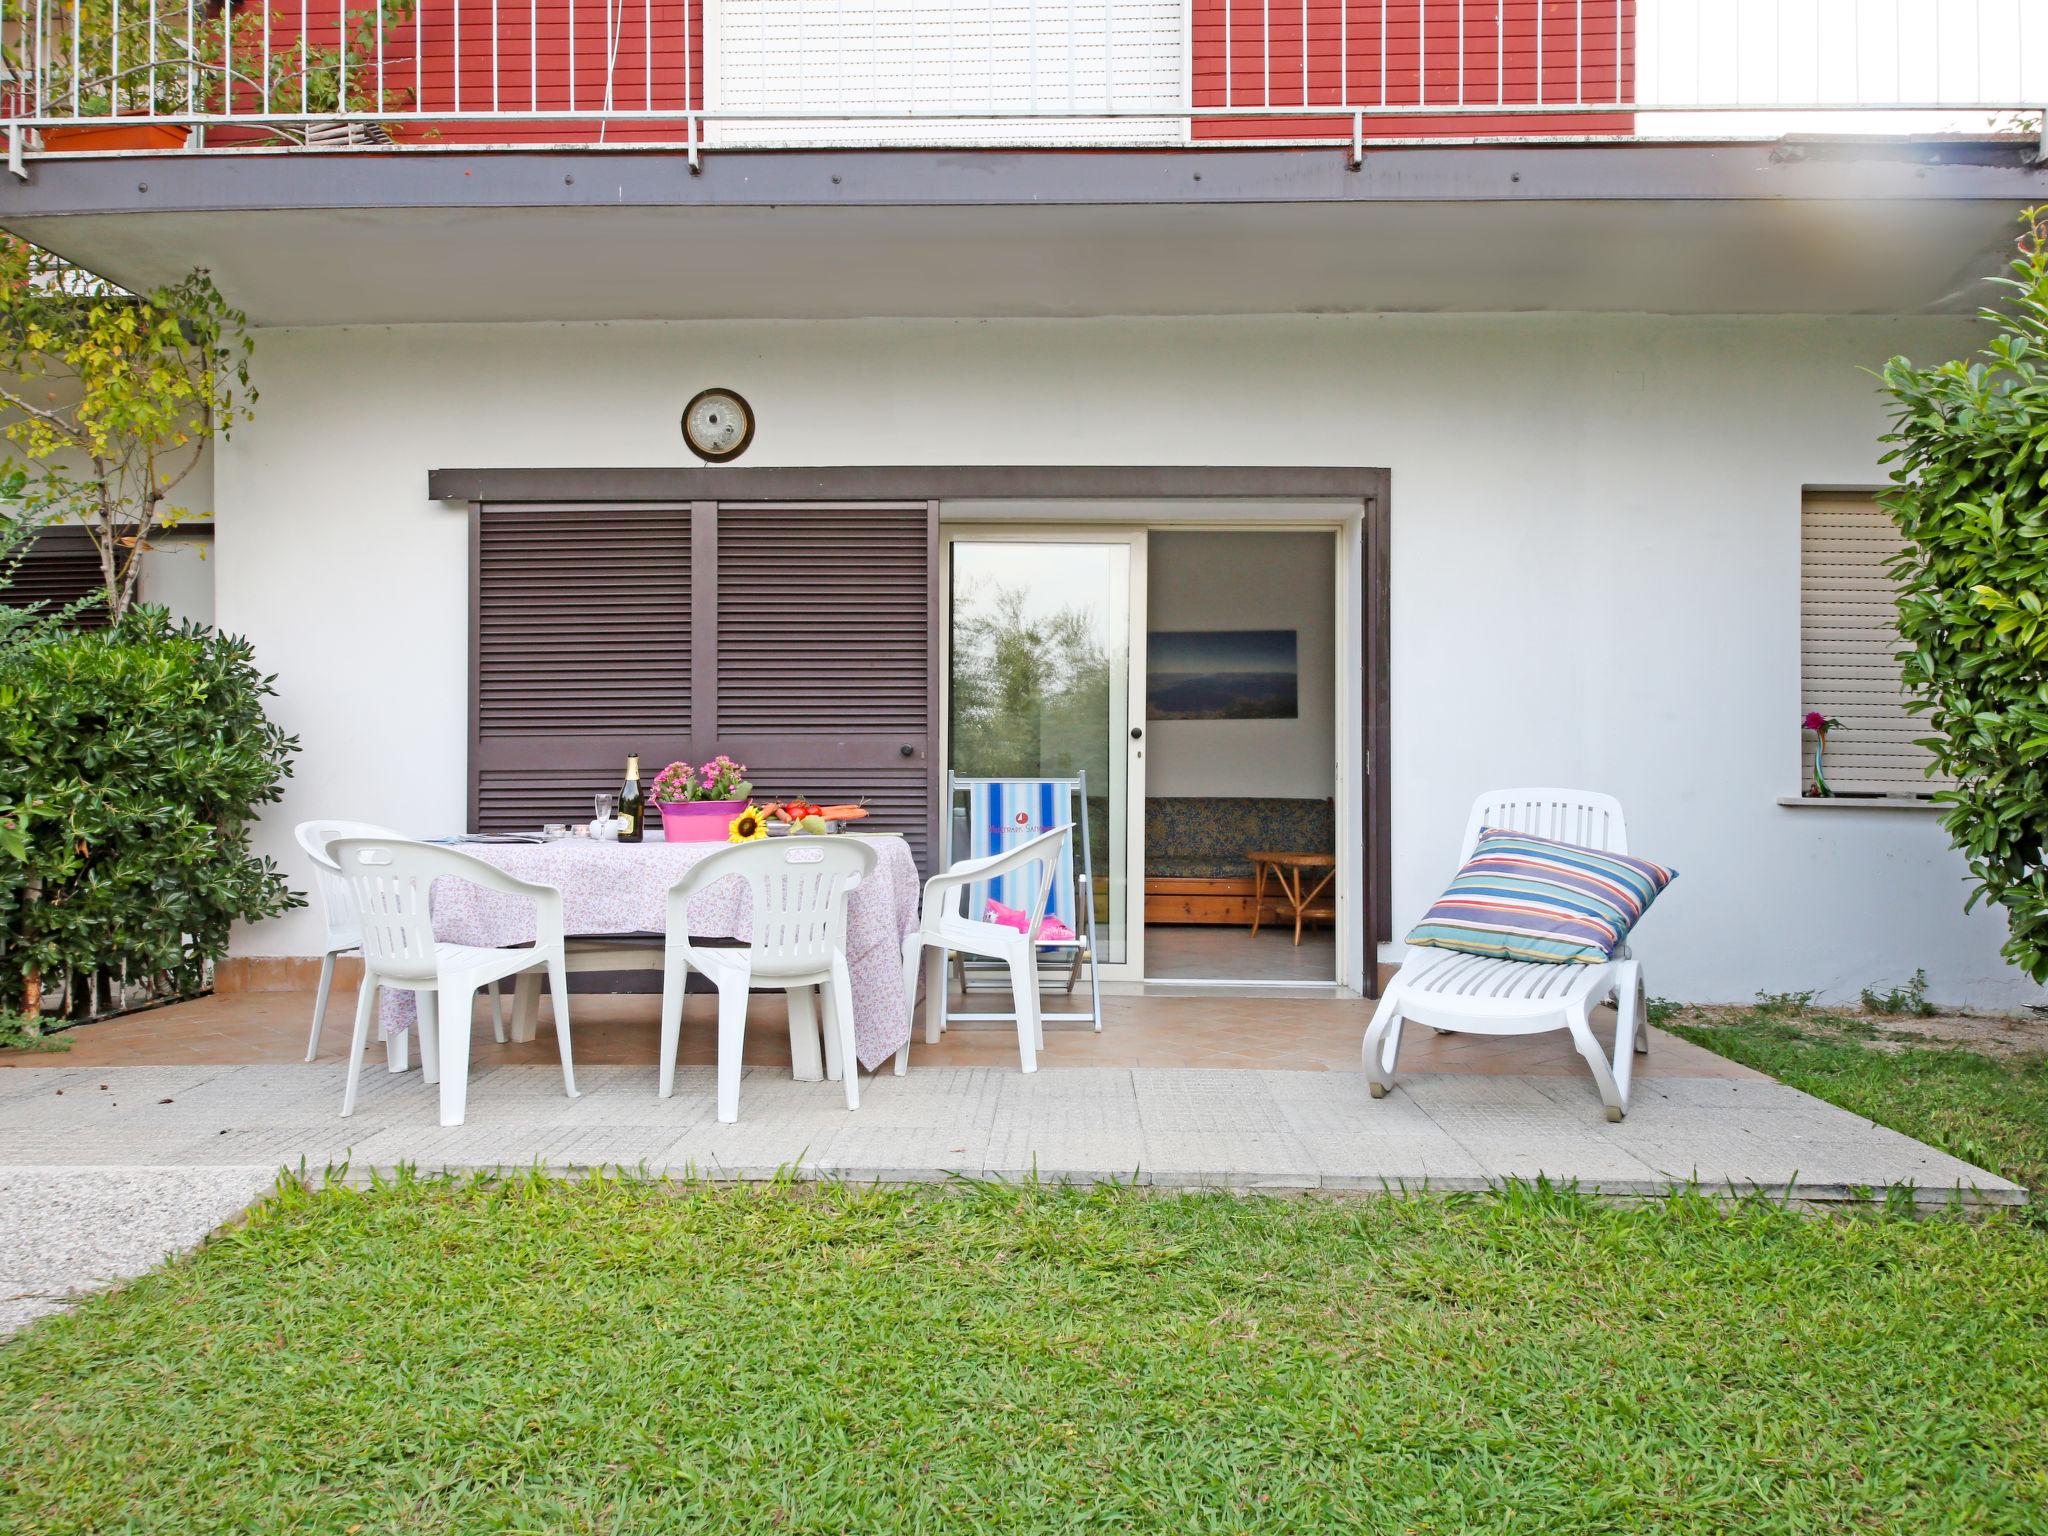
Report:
682,388,754,462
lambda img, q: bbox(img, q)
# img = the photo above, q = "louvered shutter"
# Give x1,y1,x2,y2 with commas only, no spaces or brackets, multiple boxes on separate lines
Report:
3,527,109,628
712,501,940,870
707,0,1186,146
470,499,940,868
472,503,694,829
1799,493,1948,796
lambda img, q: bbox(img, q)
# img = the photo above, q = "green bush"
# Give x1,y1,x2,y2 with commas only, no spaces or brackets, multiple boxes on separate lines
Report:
1880,208,2048,983
0,605,301,1018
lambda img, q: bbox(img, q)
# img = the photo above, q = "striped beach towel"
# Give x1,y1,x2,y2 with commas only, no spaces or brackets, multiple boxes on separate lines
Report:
1406,827,1675,965
959,778,1079,939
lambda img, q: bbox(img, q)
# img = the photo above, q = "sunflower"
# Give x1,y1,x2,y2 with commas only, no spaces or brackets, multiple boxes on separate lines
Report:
727,804,769,842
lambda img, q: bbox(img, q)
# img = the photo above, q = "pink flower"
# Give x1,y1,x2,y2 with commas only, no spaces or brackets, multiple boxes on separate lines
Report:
1803,711,1828,733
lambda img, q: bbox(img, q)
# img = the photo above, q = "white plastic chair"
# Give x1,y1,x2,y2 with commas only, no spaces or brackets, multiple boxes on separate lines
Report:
331,836,577,1127
297,819,509,1065
1361,789,1651,1121
897,826,1070,1075
657,837,879,1124
295,819,394,1063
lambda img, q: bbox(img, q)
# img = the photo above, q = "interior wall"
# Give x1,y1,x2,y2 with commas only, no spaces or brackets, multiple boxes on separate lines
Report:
1145,530,1336,800
211,310,2044,1010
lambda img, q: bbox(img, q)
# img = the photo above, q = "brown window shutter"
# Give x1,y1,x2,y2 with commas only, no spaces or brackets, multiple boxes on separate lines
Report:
472,503,693,829
469,498,940,867
4,527,109,628
712,501,939,870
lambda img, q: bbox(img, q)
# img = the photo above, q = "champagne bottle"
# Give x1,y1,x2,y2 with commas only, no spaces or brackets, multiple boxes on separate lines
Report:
619,754,645,843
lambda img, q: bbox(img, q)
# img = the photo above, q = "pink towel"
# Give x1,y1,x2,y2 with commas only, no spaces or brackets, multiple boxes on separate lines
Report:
983,899,1077,943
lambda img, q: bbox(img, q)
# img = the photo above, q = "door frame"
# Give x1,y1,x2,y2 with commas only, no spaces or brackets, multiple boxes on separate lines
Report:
436,465,1392,995
940,523,1151,981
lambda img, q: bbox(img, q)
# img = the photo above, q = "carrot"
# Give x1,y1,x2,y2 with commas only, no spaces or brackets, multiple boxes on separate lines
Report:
818,805,869,821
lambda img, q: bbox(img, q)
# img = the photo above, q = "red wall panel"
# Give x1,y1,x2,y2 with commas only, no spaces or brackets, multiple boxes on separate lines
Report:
216,0,704,144
1191,0,1634,141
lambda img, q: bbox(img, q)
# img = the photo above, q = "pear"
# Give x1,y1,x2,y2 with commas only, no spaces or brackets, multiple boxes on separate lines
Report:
798,814,829,835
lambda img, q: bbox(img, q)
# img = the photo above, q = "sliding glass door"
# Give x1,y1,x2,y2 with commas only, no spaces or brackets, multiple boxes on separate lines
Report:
943,530,1147,976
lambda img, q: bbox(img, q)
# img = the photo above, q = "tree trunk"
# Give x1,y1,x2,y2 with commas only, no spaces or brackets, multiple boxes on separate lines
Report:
21,964,40,1021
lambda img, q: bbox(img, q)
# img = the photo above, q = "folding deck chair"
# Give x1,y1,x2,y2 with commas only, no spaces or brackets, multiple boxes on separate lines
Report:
939,772,1104,1034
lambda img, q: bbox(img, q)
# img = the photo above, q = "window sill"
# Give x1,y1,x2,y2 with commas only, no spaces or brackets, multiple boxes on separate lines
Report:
1776,795,1942,812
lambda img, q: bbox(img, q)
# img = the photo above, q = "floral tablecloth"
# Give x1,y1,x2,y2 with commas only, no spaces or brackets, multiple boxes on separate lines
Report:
377,835,922,1071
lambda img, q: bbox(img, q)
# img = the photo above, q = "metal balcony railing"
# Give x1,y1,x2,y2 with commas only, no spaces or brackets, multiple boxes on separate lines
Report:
1,1,2042,172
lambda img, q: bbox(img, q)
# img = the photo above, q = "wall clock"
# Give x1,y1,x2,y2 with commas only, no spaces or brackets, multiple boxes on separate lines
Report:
682,387,755,463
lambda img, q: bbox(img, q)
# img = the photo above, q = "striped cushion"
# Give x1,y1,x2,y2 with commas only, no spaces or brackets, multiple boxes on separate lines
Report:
1406,828,1676,966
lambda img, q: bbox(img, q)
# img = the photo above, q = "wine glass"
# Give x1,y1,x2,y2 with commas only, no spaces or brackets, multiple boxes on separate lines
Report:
594,792,617,828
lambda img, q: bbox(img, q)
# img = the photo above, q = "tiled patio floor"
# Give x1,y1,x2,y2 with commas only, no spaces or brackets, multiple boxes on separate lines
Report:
3,984,1757,1077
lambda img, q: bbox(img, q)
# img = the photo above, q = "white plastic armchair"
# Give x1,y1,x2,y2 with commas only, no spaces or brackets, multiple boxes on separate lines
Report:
897,826,1070,1075
297,818,513,1066
329,837,576,1127
657,837,879,1124
1361,788,1649,1121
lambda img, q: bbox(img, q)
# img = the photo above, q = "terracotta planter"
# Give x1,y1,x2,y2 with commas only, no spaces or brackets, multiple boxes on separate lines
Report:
39,121,190,153
657,800,749,842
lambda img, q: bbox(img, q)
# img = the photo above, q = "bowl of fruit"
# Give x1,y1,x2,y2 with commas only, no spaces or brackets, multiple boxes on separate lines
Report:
765,799,870,836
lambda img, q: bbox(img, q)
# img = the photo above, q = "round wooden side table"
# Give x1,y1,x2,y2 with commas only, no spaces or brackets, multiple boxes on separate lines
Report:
1247,851,1338,946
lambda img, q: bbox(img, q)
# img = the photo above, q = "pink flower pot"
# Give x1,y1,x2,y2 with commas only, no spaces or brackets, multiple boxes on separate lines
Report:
657,800,750,842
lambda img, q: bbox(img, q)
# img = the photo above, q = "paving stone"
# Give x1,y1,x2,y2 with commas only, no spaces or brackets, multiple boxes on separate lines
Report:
1141,1129,1320,1188
1312,1134,1493,1192
982,1125,1149,1184
1608,1115,2021,1202
550,1068,719,1129
350,1122,686,1173
0,1165,277,1337
820,1121,993,1181
654,1121,842,1180
170,1126,386,1171
0,1297,65,1334
851,1068,1004,1127
143,1064,347,1125
0,1065,245,1129
0,1066,86,1105
1273,1073,1440,1139
994,1068,1138,1107
0,1127,201,1166
1449,1134,1667,1191
1131,1070,1288,1134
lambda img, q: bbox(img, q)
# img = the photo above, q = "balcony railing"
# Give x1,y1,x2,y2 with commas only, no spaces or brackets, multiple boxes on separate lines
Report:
1,1,2042,170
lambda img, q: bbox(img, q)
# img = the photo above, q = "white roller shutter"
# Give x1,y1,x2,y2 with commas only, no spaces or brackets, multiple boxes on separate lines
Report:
1799,492,1949,796
705,0,1187,146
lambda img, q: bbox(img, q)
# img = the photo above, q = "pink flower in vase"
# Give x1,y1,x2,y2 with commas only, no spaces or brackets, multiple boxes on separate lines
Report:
651,761,695,804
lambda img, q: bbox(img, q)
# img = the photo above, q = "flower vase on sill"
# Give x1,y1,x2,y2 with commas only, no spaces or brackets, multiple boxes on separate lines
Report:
1802,711,1842,797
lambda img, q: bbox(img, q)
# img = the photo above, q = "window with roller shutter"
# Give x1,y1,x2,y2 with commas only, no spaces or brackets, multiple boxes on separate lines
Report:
2,527,109,628
471,499,940,869
1798,491,1950,798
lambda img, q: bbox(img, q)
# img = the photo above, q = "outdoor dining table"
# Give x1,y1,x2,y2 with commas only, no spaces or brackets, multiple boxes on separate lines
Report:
376,834,924,1075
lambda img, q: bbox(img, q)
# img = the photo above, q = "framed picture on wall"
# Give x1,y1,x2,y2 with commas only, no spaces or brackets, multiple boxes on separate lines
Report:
1147,630,1298,721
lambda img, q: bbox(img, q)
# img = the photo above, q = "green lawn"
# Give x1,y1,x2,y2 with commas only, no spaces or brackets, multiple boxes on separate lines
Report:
3,1177,2045,1534
1666,1004,2048,1198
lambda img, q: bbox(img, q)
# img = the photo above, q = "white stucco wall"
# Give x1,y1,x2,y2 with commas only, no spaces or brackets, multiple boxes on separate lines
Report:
215,311,2043,1010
